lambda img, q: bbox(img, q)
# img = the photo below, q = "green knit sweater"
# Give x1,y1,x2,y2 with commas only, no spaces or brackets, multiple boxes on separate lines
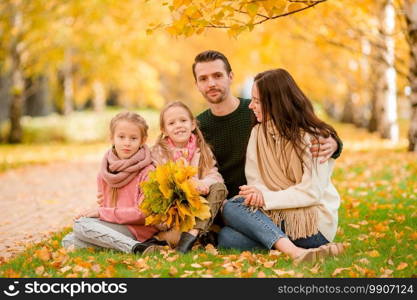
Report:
197,98,253,198
197,98,343,198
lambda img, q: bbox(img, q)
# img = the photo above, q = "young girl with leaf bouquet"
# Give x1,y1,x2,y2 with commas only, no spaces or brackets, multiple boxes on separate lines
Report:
62,112,165,254
148,101,227,253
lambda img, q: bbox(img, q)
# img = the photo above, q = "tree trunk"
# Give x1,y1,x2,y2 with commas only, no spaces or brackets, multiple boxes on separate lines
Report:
404,0,417,152
341,94,355,124
368,60,385,132
63,48,74,115
378,0,399,142
25,76,52,117
0,70,11,124
8,5,24,144
92,80,106,112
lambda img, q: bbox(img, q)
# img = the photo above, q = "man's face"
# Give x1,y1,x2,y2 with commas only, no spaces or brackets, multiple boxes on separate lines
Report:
194,59,233,104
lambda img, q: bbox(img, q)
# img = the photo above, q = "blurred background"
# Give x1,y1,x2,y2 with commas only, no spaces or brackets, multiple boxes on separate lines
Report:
0,0,416,151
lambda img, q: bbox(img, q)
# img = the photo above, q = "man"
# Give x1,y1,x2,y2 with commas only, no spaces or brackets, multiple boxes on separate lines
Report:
194,50,342,201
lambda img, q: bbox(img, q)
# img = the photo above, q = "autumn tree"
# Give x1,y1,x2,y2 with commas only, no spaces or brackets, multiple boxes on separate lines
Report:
403,0,417,151
0,0,56,143
160,0,415,148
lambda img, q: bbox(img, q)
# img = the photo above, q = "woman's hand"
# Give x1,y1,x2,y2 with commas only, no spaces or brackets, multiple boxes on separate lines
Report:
310,136,337,163
239,185,265,208
74,208,99,221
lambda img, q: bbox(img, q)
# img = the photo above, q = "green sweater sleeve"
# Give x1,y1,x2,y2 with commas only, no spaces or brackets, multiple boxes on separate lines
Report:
331,135,343,159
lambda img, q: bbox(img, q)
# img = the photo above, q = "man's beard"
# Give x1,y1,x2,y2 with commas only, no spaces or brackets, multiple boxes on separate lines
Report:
204,89,226,104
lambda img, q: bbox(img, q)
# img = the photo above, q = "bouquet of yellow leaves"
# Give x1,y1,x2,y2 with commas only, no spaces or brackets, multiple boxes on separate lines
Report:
139,160,211,232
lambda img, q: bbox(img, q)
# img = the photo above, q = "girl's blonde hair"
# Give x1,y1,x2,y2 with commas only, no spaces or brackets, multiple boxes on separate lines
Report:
109,111,148,143
108,112,149,207
156,101,215,179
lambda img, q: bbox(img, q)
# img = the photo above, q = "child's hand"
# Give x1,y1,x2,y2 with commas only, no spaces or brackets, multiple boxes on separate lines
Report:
97,192,104,206
195,180,210,195
74,208,99,221
155,223,169,231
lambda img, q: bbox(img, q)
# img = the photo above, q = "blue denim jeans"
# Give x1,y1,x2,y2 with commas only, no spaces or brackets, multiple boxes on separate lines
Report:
218,197,329,250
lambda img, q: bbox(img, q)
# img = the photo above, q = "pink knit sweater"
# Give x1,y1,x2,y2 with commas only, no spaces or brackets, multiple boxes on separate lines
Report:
97,164,157,242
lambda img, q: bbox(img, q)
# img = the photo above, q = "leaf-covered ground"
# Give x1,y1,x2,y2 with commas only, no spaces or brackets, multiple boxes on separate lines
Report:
0,121,415,278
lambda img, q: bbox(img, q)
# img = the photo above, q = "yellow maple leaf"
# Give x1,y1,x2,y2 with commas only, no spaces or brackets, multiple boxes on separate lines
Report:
35,247,51,261
367,250,380,257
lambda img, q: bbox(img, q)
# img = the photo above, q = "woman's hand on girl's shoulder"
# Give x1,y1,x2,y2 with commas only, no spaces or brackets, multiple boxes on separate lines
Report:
239,185,265,208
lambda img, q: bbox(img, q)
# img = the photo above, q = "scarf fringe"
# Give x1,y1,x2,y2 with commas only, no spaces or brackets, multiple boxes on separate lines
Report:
262,206,319,240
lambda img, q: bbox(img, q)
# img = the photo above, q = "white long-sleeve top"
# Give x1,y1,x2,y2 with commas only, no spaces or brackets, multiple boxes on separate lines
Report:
245,126,341,242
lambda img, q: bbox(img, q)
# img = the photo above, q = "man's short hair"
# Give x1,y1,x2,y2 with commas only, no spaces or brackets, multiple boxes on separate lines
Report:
192,50,232,81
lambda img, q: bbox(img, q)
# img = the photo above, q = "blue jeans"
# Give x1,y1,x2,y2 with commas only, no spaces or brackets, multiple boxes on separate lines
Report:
218,197,329,250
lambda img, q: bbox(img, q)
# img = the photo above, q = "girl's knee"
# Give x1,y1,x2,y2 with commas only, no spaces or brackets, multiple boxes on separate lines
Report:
207,183,228,204
61,232,75,248
209,182,227,194
73,217,94,234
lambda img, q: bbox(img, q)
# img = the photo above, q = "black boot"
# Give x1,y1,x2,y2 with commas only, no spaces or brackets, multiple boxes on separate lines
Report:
175,232,197,254
132,240,162,254
145,238,168,246
198,231,218,247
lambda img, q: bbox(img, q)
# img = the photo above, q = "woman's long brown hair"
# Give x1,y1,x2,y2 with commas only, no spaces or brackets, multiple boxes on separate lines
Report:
254,68,339,167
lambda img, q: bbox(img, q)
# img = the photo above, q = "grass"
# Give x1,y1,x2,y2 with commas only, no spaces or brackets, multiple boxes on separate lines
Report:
0,114,416,278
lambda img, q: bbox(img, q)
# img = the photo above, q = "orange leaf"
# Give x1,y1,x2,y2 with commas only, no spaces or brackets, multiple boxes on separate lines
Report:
396,262,408,270
332,267,350,276
35,247,52,261
367,250,380,257
257,271,266,278
309,264,320,274
205,244,218,255
169,266,178,276
348,223,360,229
35,266,45,276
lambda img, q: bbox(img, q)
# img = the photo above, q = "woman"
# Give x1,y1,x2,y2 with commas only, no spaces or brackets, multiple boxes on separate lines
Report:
218,69,344,264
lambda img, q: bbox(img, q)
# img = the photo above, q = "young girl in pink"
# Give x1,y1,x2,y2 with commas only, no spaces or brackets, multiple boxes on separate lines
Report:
151,101,228,253
62,112,164,253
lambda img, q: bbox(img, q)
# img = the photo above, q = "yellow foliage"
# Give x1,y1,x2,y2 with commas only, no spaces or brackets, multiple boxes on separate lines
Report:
139,160,210,232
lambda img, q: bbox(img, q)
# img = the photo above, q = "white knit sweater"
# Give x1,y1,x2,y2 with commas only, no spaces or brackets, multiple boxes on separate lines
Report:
244,127,341,242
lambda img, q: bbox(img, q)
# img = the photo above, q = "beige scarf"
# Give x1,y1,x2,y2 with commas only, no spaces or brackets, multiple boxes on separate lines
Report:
255,123,319,240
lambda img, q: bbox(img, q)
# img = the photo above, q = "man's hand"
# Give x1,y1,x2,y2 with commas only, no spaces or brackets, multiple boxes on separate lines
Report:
239,185,265,208
310,136,337,163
